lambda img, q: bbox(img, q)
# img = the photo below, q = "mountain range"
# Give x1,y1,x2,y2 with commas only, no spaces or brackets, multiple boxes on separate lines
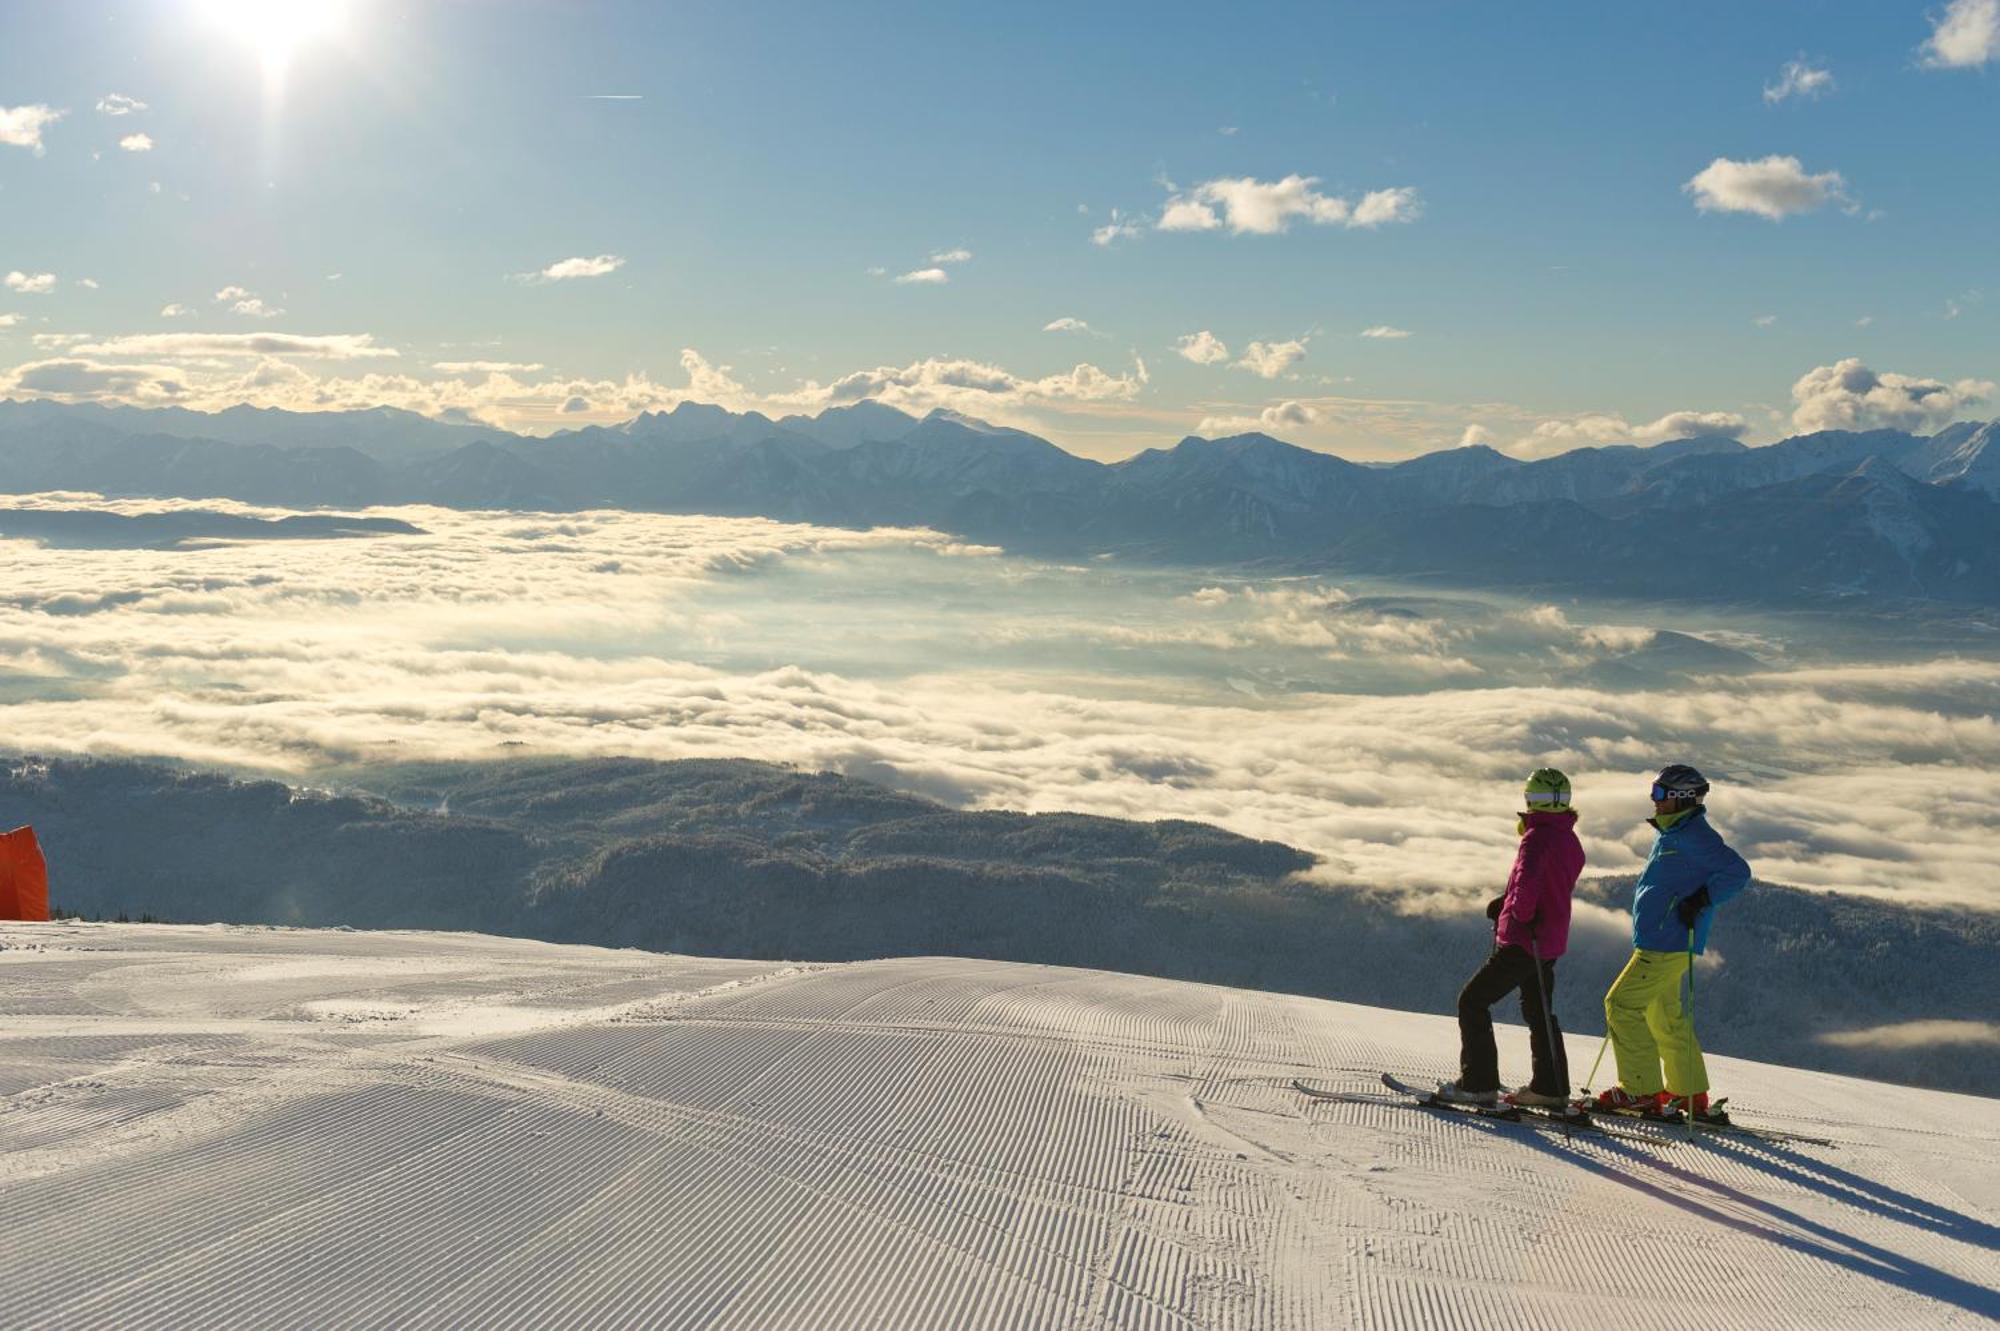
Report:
1,397,1995,605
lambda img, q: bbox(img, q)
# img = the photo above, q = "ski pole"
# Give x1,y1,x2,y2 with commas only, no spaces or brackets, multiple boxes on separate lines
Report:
1683,925,1698,1131
1527,929,1562,1100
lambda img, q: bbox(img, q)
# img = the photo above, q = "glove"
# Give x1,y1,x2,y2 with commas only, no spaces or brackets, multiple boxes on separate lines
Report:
1674,886,1712,929
1486,895,1505,922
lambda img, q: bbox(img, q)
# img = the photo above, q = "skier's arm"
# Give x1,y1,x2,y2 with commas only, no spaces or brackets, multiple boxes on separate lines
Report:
1506,837,1544,927
1702,834,1752,907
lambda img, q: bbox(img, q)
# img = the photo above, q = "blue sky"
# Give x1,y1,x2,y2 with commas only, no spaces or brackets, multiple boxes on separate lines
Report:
1,0,1995,458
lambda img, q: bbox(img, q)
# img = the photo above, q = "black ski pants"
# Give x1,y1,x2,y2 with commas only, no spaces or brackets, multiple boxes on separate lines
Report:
1456,944,1567,1096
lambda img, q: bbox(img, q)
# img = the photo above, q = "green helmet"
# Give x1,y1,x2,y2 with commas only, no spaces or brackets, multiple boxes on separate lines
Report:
1523,767,1572,812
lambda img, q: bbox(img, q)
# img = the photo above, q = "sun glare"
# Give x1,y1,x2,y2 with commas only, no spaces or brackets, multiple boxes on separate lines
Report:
200,0,351,78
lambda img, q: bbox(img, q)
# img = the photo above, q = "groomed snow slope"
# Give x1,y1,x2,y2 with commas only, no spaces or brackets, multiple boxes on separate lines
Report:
1,924,1994,1329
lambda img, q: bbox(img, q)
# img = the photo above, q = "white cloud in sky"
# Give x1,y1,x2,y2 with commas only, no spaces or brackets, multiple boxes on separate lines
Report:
1157,175,1421,236
0,314,20,328
1197,400,1321,434
1922,0,2000,67
1234,339,1307,379
0,104,64,154
1790,358,1993,433
77,278,100,290
1511,409,1750,457
160,303,191,318
1684,155,1848,219
522,254,626,283
433,360,547,375
1754,314,1779,327
5,271,58,295
118,132,154,152
929,248,972,264
802,356,1143,414
96,94,147,116
232,298,281,318
893,268,949,285
1175,330,1230,365
1090,212,1145,246
1043,317,1092,334
1157,198,1221,232
1458,424,1493,447
70,333,399,360
1359,325,1412,340
1764,60,1834,103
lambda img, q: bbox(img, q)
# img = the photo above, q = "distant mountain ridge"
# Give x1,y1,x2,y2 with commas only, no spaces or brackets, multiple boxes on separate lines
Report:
1,397,1995,605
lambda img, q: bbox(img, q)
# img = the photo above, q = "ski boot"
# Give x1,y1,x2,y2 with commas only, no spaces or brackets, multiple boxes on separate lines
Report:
1433,1080,1499,1107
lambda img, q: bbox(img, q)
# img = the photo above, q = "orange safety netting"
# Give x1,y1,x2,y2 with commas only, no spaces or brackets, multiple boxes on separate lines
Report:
0,825,49,921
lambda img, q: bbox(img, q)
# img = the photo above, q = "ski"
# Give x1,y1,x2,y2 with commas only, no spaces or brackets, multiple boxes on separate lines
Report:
1292,1076,1667,1145
1570,1096,1836,1148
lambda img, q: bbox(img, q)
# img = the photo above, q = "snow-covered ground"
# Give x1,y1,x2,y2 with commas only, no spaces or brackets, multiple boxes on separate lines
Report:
2,924,1994,1329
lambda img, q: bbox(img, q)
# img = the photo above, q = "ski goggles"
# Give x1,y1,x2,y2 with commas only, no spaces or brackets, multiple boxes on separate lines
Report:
1650,782,1704,801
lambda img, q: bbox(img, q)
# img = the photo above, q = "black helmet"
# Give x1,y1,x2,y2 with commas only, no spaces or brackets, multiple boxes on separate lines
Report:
1651,764,1710,801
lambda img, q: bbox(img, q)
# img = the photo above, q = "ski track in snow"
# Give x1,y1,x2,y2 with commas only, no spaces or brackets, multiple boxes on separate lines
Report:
1,923,1995,1329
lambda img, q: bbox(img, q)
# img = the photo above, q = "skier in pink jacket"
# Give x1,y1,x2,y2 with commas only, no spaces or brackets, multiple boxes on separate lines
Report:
1437,769,1587,1108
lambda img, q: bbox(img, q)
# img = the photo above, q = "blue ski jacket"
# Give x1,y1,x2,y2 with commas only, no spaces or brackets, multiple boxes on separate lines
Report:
1630,809,1751,954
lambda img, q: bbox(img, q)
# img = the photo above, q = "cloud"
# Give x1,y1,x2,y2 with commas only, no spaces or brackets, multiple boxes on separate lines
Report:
1157,198,1220,232
1764,60,1834,103
212,285,281,319
1753,314,1779,328
1158,175,1421,236
160,303,191,318
70,333,400,360
433,360,547,375
1090,210,1144,246
96,94,147,116
32,334,91,350
3,358,190,402
1921,0,1999,67
805,357,1143,414
1359,325,1412,340
0,515,1992,909
1458,424,1492,447
0,104,64,154
1175,330,1230,365
1043,317,1092,334
521,255,626,283
0,314,19,328
929,248,972,265
1512,409,1750,457
892,268,949,285
118,132,154,152
678,348,748,403
1197,400,1321,434
1234,339,1307,379
1684,155,1849,220
77,278,100,290
5,271,58,295
1789,358,1993,433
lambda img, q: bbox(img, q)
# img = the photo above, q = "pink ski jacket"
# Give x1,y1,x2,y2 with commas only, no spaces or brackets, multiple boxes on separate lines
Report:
1495,810,1585,958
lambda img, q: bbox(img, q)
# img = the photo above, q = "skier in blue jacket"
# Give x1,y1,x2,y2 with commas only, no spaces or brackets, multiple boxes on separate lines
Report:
1593,764,1751,1120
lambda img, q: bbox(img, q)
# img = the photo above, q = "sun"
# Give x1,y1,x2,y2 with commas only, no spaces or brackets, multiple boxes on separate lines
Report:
199,0,352,78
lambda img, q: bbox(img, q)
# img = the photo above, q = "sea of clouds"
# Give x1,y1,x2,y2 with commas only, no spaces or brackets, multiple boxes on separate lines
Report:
1,496,1994,911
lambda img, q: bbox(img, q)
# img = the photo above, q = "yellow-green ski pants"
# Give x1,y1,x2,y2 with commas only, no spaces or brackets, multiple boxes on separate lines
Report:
1604,948,1708,1097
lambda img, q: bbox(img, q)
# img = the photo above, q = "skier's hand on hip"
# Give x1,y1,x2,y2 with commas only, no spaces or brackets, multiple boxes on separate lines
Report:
1674,886,1712,928
1486,895,1505,922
